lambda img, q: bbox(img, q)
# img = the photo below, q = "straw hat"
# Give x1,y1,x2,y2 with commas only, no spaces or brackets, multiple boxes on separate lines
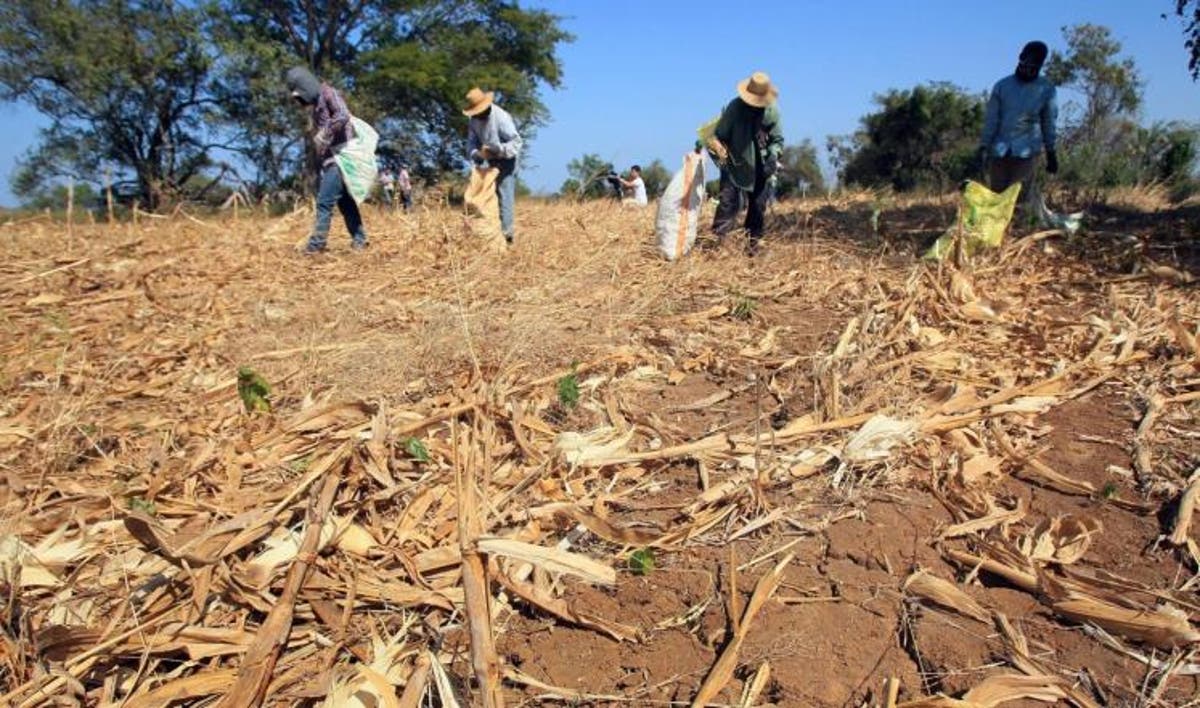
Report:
737,72,776,108
462,87,495,117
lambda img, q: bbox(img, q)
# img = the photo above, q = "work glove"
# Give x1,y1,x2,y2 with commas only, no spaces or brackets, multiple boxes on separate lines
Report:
483,144,502,159
1045,149,1059,175
470,149,484,165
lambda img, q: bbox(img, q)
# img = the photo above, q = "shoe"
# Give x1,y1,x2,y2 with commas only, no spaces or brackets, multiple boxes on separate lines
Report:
303,243,327,255
352,240,369,251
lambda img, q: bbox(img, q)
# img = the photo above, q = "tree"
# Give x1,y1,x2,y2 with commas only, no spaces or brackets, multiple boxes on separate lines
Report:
563,153,615,199
836,83,984,191
219,0,573,181
0,1,220,209
1045,24,1142,146
1178,0,1200,79
775,140,827,198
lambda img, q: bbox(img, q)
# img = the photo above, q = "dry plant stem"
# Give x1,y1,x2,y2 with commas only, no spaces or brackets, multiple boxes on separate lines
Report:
1170,470,1200,546
691,554,793,707
217,472,338,708
398,653,432,708
884,676,901,708
456,417,505,708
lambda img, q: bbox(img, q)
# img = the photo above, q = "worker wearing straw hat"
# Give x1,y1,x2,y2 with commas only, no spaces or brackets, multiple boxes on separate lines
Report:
464,87,524,244
710,72,784,255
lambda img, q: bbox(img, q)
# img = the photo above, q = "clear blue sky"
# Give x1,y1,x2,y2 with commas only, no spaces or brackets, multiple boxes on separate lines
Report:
1,1,1197,204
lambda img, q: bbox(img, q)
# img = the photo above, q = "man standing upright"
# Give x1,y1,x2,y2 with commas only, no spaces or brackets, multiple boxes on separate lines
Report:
464,87,523,244
285,66,368,253
397,165,413,212
979,41,1059,218
710,72,783,255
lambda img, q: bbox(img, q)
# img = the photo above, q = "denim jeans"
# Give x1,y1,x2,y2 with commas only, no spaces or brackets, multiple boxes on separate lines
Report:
494,158,516,241
308,163,366,250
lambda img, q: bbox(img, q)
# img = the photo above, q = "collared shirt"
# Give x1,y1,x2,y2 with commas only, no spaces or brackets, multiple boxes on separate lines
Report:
468,104,523,162
981,75,1057,159
313,83,352,164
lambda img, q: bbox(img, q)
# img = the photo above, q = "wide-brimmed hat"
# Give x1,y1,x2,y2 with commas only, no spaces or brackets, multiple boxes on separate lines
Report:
737,72,776,108
462,87,495,117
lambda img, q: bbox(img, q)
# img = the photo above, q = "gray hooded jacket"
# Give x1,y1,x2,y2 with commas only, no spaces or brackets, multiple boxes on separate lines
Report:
286,67,352,164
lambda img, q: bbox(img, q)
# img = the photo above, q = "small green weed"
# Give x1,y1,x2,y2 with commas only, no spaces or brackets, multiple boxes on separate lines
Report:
128,496,157,516
729,292,758,321
557,363,580,409
627,548,655,576
1100,481,1119,500
404,437,430,463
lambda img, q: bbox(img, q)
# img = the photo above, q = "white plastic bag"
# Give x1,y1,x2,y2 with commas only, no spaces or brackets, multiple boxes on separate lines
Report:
656,152,706,261
334,116,379,205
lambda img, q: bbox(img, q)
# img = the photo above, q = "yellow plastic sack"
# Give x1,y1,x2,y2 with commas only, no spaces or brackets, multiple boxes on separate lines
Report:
924,180,1021,260
696,116,727,163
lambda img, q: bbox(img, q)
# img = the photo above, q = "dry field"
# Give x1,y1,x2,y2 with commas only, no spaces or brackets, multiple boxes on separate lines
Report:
0,195,1198,707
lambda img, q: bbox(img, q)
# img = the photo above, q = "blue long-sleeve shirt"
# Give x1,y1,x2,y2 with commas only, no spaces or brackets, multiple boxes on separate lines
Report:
468,104,523,163
980,75,1057,159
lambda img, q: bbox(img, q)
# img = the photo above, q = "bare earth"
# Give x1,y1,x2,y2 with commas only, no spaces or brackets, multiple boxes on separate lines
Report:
0,194,1197,706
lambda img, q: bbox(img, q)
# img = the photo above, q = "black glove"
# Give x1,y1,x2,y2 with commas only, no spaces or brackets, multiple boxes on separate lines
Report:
1045,149,1059,175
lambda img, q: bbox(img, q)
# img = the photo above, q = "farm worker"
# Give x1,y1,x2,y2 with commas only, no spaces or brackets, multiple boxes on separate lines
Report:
397,165,413,212
464,87,524,244
379,168,396,208
710,72,784,255
978,41,1058,218
618,165,648,206
285,66,368,253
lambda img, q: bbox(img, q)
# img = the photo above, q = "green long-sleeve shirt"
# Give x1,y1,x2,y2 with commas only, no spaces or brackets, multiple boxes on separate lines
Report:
714,98,783,190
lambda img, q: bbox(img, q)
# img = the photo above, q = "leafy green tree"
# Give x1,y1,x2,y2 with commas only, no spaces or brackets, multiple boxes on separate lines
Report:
775,140,827,197
638,159,670,199
837,83,984,191
563,153,615,199
1045,24,1142,147
1177,0,1199,79
218,0,573,180
0,0,218,209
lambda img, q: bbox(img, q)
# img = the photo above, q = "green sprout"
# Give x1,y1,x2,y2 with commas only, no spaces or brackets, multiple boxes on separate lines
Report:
236,366,272,413
627,548,655,576
729,292,758,321
557,363,580,409
404,437,430,463
128,496,157,516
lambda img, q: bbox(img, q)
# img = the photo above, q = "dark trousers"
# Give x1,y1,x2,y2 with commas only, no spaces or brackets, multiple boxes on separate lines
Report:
988,155,1041,216
713,166,769,242
987,155,1035,195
